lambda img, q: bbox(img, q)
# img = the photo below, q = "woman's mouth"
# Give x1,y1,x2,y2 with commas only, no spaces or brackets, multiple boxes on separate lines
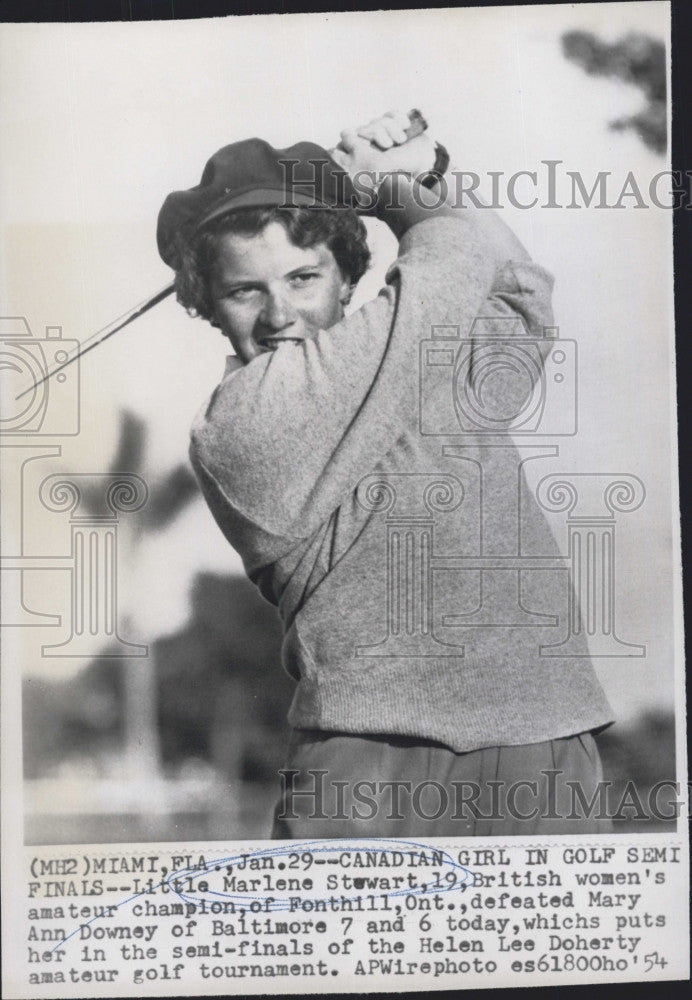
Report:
258,335,304,350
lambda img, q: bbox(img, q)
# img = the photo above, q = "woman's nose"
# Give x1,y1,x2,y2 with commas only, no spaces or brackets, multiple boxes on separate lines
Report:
259,289,296,331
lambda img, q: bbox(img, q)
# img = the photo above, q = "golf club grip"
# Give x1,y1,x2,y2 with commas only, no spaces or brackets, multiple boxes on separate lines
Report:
402,108,428,141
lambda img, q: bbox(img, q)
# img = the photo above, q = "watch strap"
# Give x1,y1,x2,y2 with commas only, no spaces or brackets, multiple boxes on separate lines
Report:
420,141,450,189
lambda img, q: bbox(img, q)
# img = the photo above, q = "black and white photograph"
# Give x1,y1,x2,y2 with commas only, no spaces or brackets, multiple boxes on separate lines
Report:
1,1,688,995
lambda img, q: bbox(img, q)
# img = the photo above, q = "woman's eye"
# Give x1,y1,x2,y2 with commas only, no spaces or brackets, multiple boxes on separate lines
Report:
292,272,319,286
227,287,256,301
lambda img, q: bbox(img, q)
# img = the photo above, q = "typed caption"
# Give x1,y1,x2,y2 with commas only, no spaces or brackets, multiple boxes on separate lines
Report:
6,837,688,997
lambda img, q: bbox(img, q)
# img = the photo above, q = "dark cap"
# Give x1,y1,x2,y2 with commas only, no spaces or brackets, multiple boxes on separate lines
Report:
157,137,356,270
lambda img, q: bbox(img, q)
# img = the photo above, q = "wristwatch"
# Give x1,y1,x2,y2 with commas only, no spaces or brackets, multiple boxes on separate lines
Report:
420,141,450,189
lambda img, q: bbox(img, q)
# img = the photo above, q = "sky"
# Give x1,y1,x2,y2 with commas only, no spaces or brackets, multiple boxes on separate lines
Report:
0,3,679,725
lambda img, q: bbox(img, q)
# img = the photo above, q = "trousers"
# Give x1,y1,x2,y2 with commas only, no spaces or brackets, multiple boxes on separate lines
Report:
271,728,612,839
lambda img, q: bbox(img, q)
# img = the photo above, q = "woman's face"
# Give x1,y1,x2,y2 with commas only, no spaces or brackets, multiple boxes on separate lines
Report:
209,221,352,364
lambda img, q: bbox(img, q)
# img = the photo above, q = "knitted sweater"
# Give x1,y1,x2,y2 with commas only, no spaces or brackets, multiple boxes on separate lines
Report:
190,216,614,752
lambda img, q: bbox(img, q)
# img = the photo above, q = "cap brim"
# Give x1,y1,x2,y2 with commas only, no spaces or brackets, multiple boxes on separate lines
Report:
197,187,333,230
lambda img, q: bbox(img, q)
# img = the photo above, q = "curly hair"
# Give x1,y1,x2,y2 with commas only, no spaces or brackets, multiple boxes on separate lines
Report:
174,206,371,323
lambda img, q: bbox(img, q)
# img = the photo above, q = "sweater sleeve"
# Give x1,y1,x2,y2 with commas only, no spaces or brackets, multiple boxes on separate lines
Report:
189,216,554,563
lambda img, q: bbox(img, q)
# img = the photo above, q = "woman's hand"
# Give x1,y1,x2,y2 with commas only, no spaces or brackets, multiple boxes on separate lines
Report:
330,110,437,202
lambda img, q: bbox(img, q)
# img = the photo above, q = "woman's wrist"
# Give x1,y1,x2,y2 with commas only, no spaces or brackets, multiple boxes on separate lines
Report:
373,173,453,238
374,168,529,264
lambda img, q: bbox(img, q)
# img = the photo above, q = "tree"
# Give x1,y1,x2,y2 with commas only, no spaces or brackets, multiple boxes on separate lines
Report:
562,31,666,154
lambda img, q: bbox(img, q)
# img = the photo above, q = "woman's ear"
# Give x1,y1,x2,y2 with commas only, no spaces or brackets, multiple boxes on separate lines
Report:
339,279,354,307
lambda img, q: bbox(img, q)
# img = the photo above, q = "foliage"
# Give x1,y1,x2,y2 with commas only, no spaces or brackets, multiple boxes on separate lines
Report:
562,31,666,153
23,572,294,784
